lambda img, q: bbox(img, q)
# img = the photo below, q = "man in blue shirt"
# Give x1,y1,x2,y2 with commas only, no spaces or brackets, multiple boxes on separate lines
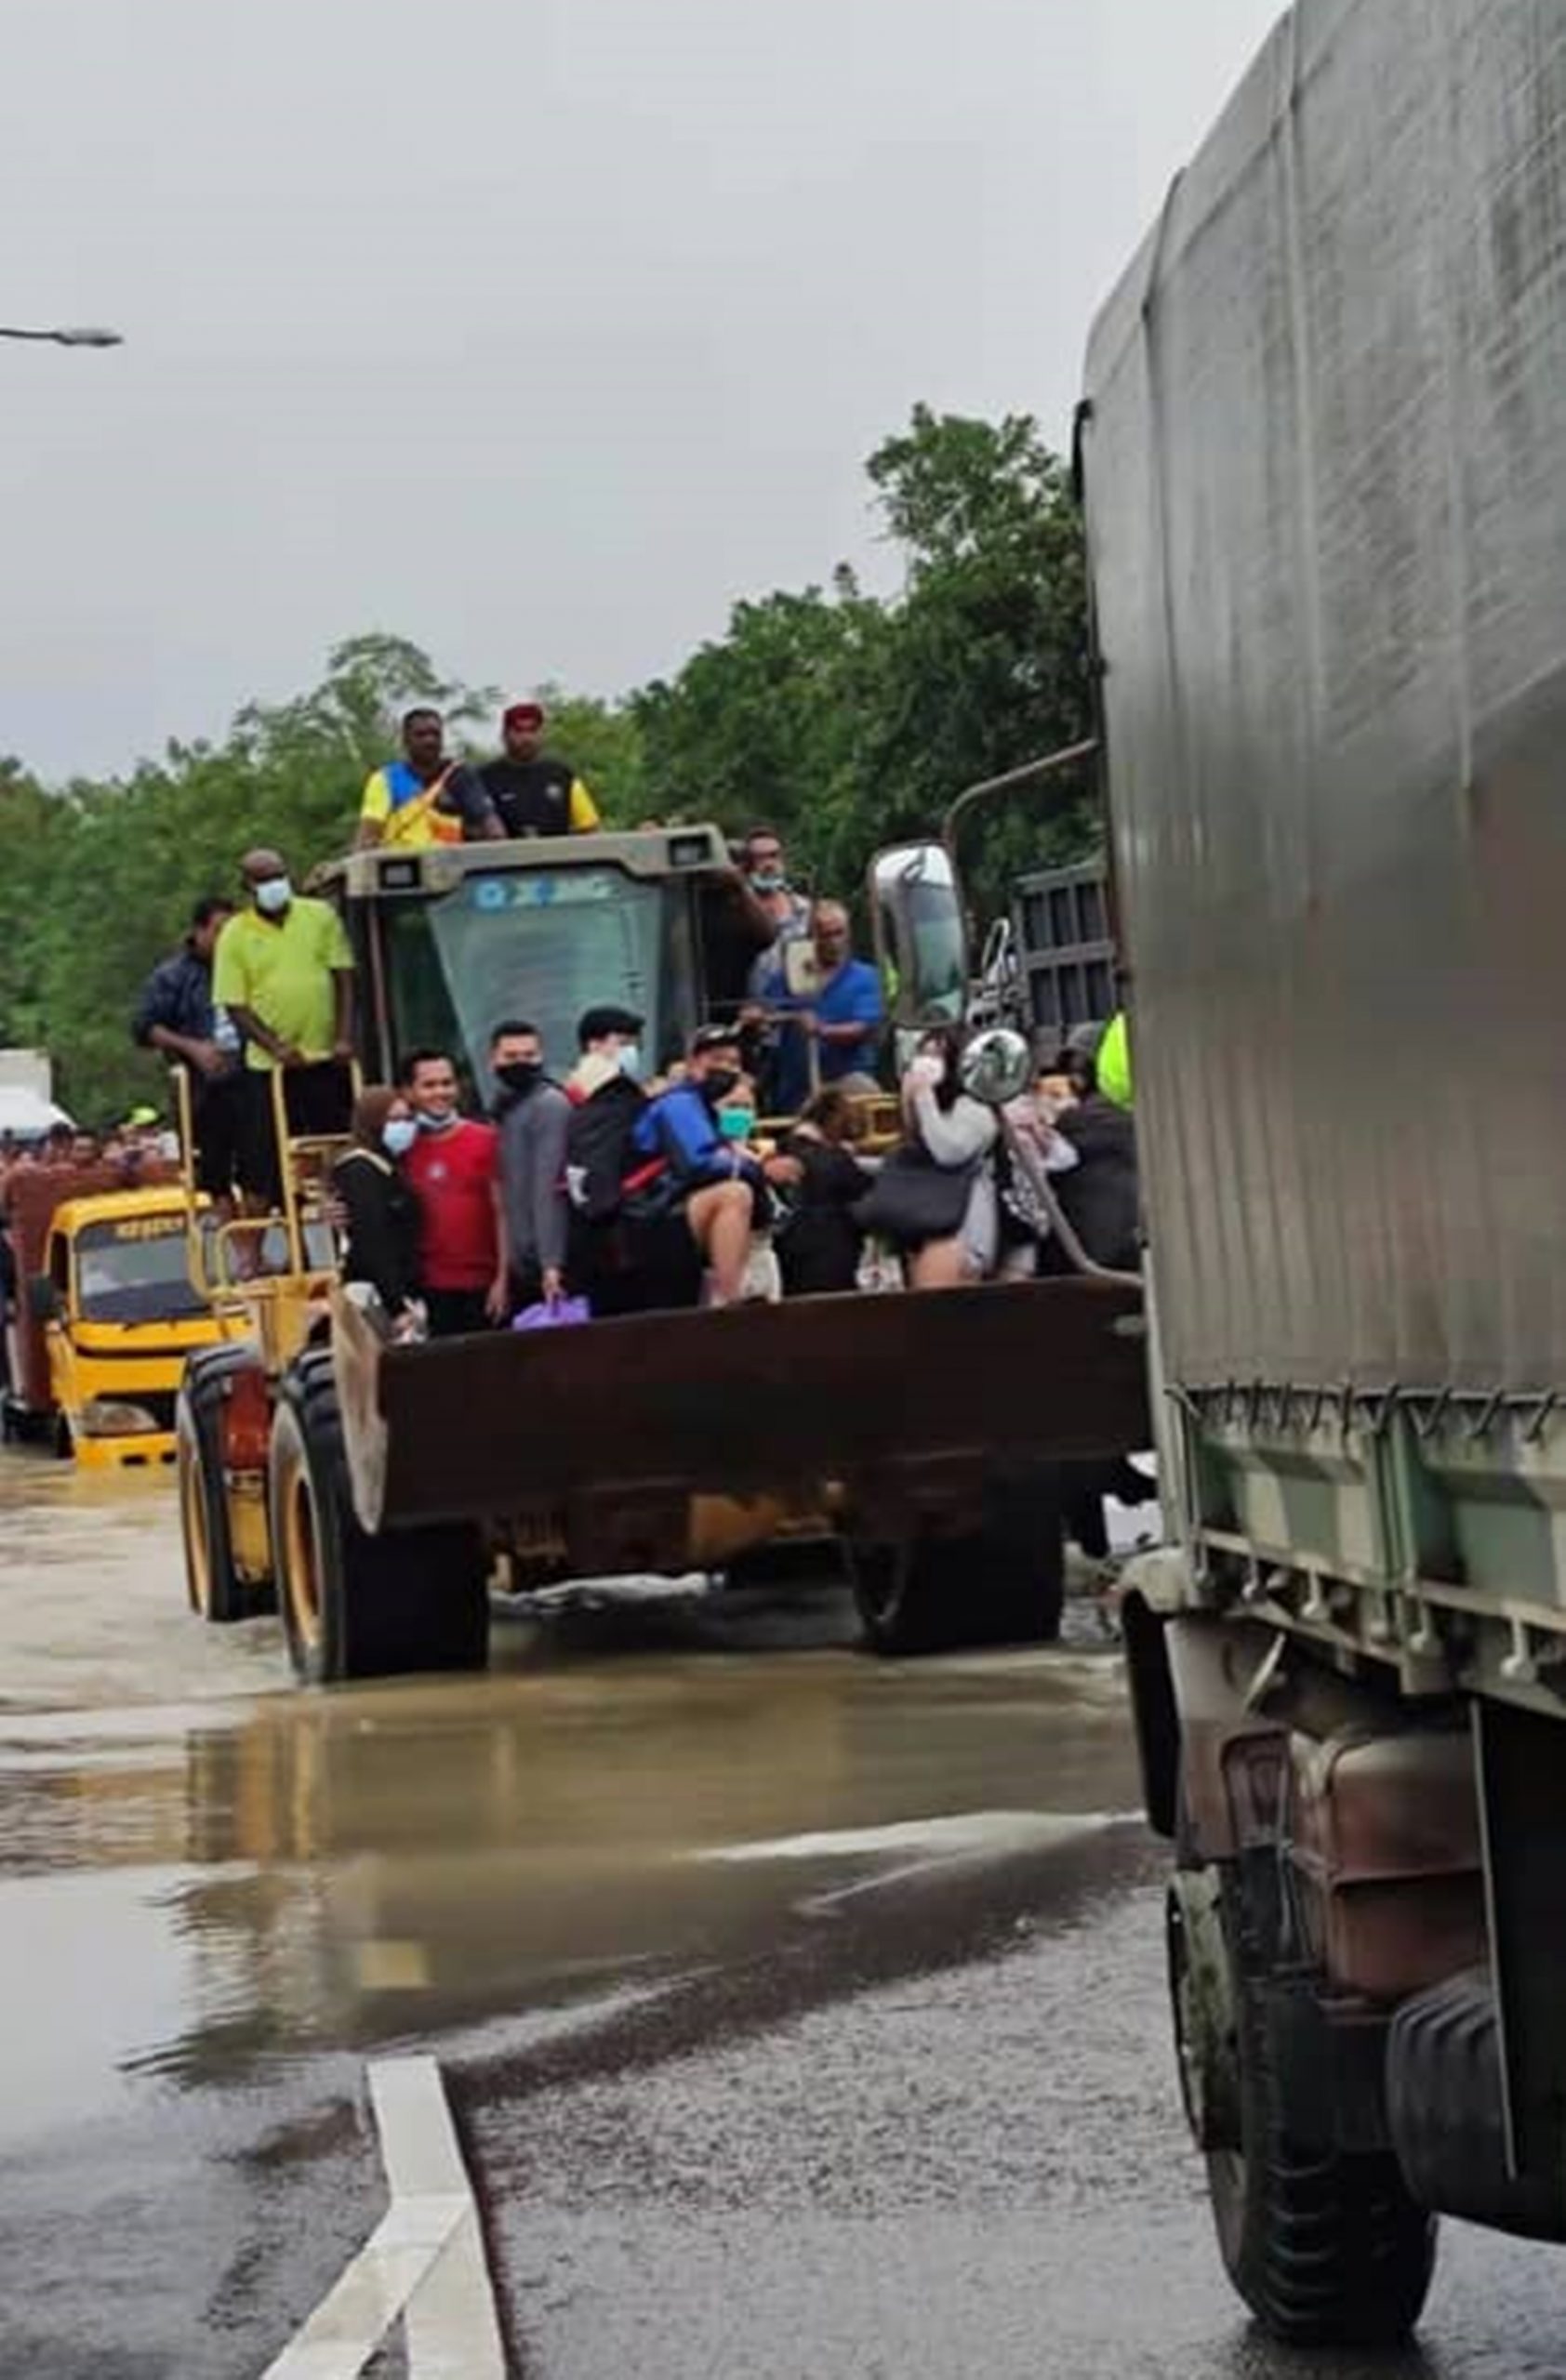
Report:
760,901,884,1113
631,1025,785,1305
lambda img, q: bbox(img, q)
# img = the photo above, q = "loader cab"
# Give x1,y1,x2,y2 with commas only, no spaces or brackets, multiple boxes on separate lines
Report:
318,826,731,1094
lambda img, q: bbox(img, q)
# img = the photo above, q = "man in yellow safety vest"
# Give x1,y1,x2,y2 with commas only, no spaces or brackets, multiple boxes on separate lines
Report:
355,708,502,853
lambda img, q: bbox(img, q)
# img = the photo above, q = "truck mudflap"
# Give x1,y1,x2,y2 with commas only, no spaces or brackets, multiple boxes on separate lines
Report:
332,1277,1149,1547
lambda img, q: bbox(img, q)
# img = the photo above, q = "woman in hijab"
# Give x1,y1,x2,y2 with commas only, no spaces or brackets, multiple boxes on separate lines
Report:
333,1086,424,1339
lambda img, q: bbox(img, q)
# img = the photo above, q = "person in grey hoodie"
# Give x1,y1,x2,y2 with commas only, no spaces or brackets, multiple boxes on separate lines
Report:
488,1019,571,1309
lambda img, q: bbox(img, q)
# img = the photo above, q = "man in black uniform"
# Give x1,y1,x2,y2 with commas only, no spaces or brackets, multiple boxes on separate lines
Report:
132,894,246,1225
479,701,602,839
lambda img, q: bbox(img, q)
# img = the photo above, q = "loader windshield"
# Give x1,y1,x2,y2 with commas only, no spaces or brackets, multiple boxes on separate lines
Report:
384,865,681,1091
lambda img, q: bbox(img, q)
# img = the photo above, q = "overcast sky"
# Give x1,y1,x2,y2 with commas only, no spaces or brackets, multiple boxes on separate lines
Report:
2,0,1281,780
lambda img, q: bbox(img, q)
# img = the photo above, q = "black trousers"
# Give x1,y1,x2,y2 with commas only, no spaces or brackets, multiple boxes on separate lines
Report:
422,1287,493,1340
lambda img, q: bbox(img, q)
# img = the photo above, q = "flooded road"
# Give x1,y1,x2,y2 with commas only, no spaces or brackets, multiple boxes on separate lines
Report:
0,1452,1560,2376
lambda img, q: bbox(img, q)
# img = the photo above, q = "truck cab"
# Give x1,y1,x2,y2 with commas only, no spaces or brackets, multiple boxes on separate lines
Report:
8,1176,243,1465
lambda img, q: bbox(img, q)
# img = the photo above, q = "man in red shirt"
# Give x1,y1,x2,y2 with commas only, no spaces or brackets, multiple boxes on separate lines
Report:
401,1049,509,1336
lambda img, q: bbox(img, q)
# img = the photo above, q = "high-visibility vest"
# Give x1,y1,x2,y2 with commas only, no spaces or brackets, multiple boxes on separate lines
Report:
1098,1011,1133,1110
368,761,464,849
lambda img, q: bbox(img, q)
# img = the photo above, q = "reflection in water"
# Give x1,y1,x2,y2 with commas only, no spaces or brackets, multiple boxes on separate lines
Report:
0,1448,1136,2138
0,1654,1133,2112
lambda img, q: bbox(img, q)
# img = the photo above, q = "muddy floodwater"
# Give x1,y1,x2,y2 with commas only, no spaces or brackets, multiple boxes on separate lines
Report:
0,1450,1135,2149
5,1452,1561,2379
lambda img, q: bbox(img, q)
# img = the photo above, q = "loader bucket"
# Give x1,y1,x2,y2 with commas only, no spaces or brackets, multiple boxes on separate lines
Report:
333,1277,1149,1567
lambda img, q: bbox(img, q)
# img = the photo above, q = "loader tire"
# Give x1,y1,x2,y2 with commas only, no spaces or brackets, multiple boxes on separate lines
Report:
851,1538,979,1657
852,1508,1065,1658
271,1351,488,1686
974,1488,1067,1646
1197,1869,1436,2346
178,1345,273,1622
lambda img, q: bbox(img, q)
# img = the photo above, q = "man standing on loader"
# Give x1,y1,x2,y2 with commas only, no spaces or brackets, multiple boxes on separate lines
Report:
355,707,501,852
133,894,245,1225
213,849,357,1218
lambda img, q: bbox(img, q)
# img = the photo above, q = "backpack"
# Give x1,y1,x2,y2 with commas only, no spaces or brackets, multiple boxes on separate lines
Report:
564,1076,653,1223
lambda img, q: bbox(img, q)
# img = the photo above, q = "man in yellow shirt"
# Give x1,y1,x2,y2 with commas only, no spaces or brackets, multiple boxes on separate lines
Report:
214,849,357,1210
356,707,502,853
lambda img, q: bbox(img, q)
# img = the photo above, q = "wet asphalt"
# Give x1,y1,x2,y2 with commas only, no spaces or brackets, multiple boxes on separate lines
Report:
0,1458,1560,2378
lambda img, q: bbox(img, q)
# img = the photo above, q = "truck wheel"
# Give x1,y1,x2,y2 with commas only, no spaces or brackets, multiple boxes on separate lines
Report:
177,1346,272,1623
270,1353,488,1686
1180,1867,1436,2346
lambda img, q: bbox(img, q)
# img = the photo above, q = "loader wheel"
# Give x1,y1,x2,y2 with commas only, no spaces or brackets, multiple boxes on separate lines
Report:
973,1491,1066,1646
177,1346,273,1622
851,1539,975,1657
852,1510,1065,1658
1187,1866,1436,2346
271,1352,488,1686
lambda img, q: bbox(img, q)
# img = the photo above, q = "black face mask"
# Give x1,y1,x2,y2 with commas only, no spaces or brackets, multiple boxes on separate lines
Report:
702,1066,741,1104
495,1061,542,1094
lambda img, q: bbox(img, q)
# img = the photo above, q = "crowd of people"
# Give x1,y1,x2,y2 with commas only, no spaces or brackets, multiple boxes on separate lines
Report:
84,695,1136,1342
320,1005,1136,1343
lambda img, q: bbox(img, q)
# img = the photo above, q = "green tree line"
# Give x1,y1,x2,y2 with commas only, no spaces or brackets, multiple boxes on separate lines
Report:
5,407,1096,1121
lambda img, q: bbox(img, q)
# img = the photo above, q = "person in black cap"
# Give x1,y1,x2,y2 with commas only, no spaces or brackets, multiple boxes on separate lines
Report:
557,1005,657,1313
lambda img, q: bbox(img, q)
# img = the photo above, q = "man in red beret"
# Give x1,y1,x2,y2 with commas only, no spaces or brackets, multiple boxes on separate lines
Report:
479,700,603,840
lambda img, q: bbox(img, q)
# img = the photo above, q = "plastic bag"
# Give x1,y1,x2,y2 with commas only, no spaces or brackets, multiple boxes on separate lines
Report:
511,1297,591,1332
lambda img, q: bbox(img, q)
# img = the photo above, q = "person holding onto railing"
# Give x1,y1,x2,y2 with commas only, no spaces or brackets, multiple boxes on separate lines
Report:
133,894,245,1229
753,900,884,1115
213,850,356,1221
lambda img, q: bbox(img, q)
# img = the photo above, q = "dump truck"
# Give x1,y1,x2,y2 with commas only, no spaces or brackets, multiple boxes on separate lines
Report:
5,1170,241,1464
176,826,1149,1679
1082,0,1566,2344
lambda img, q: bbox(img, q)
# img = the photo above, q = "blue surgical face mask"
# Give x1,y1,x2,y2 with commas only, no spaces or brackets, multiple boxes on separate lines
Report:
254,877,292,916
718,1104,753,1143
617,1044,643,1079
750,869,786,894
415,1108,455,1133
382,1117,418,1157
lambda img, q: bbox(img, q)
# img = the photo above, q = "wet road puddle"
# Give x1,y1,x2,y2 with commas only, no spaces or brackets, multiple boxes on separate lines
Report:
0,1456,1140,2158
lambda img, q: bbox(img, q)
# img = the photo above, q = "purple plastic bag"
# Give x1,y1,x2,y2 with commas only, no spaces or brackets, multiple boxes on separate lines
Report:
511,1297,591,1332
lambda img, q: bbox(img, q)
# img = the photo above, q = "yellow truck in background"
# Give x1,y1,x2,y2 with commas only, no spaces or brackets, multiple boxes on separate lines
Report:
6,1171,245,1466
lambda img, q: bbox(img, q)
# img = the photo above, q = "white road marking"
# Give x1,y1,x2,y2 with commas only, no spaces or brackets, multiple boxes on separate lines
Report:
698,1809,1130,1865
261,2056,506,2380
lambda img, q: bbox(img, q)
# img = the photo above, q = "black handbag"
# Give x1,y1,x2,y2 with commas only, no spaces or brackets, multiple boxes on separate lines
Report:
852,1143,975,1244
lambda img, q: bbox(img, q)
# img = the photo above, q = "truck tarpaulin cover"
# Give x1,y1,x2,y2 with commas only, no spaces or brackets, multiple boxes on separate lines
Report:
1082,0,1566,1395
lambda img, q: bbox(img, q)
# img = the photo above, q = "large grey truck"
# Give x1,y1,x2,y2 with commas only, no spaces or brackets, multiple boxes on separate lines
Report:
1085,0,1566,2345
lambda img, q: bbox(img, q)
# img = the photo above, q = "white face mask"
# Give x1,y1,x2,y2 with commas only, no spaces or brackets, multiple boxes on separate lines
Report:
382,1117,418,1157
617,1044,644,1079
255,877,292,916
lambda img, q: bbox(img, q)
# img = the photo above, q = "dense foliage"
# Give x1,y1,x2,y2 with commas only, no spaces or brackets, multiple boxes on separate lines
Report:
7,410,1094,1120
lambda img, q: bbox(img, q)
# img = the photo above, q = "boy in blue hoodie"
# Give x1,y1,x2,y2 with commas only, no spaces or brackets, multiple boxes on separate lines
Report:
632,1026,776,1304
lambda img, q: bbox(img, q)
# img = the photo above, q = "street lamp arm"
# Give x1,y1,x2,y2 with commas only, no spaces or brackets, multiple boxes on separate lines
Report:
0,324,124,348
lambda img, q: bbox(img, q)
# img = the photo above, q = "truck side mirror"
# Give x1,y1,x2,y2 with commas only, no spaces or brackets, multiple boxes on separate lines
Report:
867,840,968,1029
28,1275,60,1324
